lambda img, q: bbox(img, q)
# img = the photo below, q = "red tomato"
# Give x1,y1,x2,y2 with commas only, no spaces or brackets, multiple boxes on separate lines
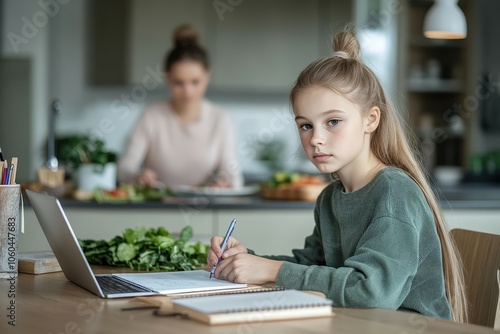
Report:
108,188,127,198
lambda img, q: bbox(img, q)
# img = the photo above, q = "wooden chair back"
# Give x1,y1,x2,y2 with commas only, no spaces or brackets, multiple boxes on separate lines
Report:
450,228,500,329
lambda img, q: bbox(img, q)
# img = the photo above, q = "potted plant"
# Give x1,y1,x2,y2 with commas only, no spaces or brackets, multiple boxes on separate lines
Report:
57,134,117,191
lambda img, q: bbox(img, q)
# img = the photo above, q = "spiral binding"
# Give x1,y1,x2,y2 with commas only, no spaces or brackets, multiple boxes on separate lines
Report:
172,286,285,299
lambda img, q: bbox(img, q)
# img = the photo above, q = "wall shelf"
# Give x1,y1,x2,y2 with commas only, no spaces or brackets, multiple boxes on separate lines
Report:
404,0,471,169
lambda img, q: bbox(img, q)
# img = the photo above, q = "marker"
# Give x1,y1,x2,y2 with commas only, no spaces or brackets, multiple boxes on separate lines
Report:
4,164,13,185
0,147,3,161
210,218,237,279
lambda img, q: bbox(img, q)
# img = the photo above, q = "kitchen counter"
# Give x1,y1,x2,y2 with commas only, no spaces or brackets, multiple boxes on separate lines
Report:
435,184,500,210
52,196,317,210
41,185,500,210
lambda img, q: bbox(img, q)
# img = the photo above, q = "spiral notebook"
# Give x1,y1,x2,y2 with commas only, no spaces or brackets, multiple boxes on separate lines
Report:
171,289,334,325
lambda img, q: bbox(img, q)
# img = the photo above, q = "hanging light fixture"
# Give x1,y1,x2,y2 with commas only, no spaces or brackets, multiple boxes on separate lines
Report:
423,0,467,39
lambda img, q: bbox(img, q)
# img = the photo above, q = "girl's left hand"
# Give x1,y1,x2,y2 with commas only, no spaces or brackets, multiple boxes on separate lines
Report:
214,253,284,285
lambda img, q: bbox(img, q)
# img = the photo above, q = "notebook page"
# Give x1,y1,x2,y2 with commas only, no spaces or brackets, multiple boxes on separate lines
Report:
114,270,247,294
172,290,332,314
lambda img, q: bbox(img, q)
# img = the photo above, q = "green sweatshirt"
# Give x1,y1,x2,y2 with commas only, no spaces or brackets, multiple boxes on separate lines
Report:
254,167,452,319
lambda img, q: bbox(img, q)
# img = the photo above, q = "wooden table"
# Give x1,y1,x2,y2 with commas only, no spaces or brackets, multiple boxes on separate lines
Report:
0,267,497,334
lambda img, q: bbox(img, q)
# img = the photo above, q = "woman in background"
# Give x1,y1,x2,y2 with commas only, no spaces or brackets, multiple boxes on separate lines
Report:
118,24,243,188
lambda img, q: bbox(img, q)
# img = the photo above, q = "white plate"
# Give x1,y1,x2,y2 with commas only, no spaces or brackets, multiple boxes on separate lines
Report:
171,184,260,197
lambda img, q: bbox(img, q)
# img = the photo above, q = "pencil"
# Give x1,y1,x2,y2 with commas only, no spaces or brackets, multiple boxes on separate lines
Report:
1,161,7,185
10,157,18,185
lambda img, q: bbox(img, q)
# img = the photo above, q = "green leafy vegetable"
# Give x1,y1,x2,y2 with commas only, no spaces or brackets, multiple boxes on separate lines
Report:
265,171,300,188
78,226,209,271
91,184,173,203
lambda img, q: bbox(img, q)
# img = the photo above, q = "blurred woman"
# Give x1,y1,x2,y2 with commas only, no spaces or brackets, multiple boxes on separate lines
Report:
118,25,243,188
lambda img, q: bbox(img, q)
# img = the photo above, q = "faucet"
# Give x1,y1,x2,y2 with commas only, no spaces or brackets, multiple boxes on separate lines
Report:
46,99,61,171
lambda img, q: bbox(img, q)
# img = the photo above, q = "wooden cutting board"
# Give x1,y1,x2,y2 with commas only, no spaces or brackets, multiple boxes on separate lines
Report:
18,251,62,274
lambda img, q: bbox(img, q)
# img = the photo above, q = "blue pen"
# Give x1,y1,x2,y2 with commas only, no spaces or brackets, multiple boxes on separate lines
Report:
210,218,237,279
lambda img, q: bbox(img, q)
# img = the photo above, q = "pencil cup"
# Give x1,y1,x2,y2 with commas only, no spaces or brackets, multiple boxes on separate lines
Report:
0,185,21,278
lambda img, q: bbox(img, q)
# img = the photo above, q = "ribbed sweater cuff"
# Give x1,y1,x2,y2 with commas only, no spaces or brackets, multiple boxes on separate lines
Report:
275,262,308,289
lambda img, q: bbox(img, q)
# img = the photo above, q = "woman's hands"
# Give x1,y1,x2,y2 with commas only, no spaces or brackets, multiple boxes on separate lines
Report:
138,169,159,187
208,236,284,285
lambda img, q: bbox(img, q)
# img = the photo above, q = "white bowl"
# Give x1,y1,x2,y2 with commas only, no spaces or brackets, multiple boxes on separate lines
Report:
433,166,463,186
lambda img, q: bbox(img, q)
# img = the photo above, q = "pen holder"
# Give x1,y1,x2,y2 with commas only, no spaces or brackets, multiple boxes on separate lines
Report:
0,185,21,278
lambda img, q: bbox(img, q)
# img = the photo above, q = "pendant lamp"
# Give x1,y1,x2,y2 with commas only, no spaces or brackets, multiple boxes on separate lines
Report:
423,0,467,39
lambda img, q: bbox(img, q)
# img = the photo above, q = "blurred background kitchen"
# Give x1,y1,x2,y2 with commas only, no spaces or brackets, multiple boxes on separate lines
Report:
1,0,499,186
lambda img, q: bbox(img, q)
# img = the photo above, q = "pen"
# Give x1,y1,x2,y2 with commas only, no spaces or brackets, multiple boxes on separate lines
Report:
210,218,237,279
0,147,3,161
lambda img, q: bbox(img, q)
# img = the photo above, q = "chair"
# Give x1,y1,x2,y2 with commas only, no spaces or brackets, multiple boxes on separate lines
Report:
450,228,500,329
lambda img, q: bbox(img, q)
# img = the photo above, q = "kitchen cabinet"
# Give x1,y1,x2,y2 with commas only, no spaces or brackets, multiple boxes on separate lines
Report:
87,0,352,92
216,210,315,256
19,205,316,256
444,210,500,236
209,0,320,92
20,207,215,253
21,203,500,259
402,0,474,171
127,0,210,85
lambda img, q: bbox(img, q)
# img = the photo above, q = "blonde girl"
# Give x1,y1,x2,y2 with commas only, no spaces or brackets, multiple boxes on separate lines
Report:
208,29,467,322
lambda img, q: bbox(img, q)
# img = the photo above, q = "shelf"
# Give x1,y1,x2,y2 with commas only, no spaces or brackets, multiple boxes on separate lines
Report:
407,79,462,93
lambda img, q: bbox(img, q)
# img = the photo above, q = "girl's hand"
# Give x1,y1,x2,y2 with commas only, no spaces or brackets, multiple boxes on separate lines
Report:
208,236,247,268
207,236,248,267
214,253,284,285
138,169,158,187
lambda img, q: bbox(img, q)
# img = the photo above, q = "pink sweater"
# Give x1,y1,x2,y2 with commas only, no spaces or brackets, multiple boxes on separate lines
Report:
117,100,243,188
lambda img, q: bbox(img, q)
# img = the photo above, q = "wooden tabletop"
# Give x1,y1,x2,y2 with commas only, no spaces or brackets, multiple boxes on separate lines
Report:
0,268,497,334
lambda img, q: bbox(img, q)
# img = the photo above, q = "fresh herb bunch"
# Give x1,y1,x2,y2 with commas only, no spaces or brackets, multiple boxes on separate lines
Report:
78,226,209,271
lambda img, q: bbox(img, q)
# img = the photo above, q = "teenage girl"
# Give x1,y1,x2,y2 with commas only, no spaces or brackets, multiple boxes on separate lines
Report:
208,29,467,322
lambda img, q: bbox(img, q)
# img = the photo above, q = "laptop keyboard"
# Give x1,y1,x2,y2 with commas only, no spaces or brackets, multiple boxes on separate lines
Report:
96,275,155,295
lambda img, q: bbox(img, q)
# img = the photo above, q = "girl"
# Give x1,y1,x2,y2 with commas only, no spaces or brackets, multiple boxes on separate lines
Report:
208,30,467,322
118,24,243,188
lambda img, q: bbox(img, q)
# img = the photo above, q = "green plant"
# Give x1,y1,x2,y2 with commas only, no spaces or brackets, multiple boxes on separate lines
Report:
57,134,117,171
257,139,285,172
78,226,209,271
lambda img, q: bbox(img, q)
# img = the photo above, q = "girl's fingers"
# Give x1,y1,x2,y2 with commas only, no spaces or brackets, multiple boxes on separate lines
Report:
210,237,224,257
214,257,231,279
207,249,218,266
222,247,242,258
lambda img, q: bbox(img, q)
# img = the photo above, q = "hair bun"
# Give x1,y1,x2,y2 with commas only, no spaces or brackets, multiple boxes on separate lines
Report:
173,24,199,47
332,30,361,61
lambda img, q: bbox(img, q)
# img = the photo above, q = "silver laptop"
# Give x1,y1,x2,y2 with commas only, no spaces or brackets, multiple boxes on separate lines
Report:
25,189,246,298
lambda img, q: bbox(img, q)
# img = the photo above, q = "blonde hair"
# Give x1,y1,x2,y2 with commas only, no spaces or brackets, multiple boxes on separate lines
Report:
290,29,468,322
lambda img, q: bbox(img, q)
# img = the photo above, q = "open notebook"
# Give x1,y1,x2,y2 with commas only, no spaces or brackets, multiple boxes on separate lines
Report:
171,289,334,325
